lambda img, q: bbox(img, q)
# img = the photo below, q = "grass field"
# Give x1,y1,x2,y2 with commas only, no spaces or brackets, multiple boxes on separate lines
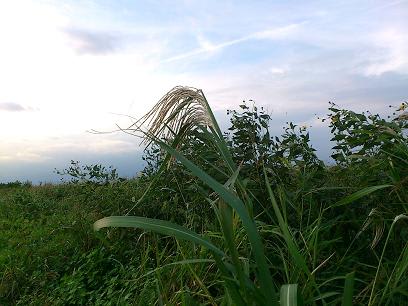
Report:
1,88,407,305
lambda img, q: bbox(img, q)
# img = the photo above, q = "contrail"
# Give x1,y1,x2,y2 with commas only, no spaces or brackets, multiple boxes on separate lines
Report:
161,23,302,63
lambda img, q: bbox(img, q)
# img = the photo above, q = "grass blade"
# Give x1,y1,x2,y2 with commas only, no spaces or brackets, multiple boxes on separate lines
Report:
280,284,301,306
329,185,391,209
94,216,225,257
341,271,355,306
263,167,311,277
155,139,278,305
369,214,408,306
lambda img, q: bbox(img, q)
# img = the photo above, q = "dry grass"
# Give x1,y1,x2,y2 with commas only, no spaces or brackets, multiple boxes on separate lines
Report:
127,86,213,145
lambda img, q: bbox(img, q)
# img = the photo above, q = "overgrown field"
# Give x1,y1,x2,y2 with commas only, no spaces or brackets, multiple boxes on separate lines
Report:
1,88,407,305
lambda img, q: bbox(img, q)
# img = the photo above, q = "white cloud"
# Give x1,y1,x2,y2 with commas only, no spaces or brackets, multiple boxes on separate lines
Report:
0,1,177,147
269,67,287,75
63,27,123,55
0,133,140,163
0,102,26,112
252,23,302,40
1,0,407,181
364,29,408,76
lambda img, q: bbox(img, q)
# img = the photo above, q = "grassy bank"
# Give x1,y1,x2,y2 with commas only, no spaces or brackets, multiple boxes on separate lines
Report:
1,88,407,305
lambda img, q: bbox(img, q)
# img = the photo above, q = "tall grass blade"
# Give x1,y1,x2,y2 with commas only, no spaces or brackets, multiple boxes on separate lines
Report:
341,271,355,306
379,244,408,305
263,167,312,277
280,284,301,306
329,185,391,209
94,216,225,257
368,214,408,306
155,139,278,305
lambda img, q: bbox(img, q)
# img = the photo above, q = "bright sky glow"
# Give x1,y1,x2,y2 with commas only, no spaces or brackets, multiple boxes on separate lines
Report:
1,0,407,182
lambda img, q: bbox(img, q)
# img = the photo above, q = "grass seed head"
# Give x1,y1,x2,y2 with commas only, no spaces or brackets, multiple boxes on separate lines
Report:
130,86,213,145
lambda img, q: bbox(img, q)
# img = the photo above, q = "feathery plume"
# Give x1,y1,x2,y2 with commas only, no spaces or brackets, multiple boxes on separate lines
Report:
128,86,213,145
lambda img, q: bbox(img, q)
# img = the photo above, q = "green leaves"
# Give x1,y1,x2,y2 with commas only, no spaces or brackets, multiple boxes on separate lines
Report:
90,90,407,305
326,101,407,164
94,88,282,304
155,139,278,305
94,216,225,257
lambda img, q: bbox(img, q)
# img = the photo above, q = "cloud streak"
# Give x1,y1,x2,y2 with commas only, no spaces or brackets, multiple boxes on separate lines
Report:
0,102,28,112
161,23,301,63
63,27,123,55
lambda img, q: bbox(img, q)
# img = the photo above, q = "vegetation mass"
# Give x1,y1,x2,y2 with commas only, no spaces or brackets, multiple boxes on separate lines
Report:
1,87,407,305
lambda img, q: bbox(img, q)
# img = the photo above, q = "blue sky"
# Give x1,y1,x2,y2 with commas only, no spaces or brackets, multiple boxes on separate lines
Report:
0,0,407,183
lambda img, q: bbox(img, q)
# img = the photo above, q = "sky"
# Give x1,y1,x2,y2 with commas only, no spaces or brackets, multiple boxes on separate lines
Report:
0,0,407,183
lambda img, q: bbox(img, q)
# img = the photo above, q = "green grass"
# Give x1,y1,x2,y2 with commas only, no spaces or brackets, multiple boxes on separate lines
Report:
1,91,407,305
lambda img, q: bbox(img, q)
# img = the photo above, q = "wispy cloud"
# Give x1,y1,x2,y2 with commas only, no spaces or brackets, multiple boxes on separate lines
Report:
0,102,29,112
363,29,408,76
161,23,301,63
63,27,123,55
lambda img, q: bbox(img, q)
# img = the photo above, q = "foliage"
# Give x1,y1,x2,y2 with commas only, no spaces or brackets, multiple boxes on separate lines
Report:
227,102,272,165
0,181,32,189
227,101,322,170
54,160,119,184
1,90,407,305
325,101,408,164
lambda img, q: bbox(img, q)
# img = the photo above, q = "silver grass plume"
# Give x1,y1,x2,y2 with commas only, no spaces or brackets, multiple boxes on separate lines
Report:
129,86,214,145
